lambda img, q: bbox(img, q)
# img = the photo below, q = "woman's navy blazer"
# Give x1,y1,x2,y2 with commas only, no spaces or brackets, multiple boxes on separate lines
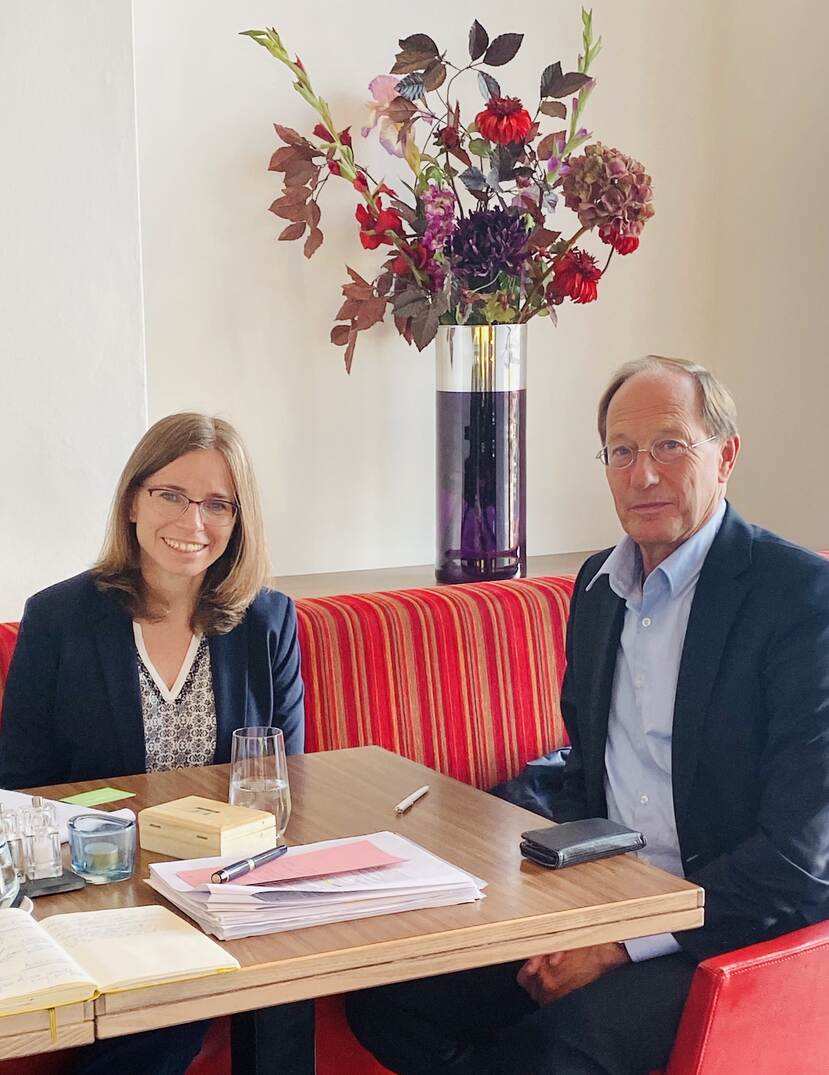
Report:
0,571,305,789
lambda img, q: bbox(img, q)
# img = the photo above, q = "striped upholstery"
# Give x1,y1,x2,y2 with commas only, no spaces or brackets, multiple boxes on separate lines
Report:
296,575,573,788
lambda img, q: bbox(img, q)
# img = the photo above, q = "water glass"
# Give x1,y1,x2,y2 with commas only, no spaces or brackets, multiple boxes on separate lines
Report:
0,841,20,909
229,726,291,838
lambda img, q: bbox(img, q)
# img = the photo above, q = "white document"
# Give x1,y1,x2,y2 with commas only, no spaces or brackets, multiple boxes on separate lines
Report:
0,788,135,843
147,831,485,941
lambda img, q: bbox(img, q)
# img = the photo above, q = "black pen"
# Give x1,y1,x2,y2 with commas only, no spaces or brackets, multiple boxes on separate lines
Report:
210,844,288,884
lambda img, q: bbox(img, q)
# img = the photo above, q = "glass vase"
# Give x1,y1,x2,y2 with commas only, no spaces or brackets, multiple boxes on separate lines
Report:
435,324,527,584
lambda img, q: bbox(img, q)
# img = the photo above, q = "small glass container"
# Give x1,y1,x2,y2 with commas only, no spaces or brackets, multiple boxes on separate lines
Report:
24,796,62,880
0,806,27,883
0,840,20,909
68,814,136,884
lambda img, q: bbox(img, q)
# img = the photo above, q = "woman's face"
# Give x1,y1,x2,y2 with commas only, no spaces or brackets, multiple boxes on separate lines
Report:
129,449,238,590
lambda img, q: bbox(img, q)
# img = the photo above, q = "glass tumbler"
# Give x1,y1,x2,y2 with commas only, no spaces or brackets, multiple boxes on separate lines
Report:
0,841,20,909
68,814,136,884
229,726,291,838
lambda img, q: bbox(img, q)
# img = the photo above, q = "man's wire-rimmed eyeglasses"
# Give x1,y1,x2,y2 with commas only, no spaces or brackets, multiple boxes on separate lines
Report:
596,435,718,469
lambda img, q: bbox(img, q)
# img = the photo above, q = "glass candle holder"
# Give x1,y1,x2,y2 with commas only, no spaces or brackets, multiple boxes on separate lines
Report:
68,814,136,884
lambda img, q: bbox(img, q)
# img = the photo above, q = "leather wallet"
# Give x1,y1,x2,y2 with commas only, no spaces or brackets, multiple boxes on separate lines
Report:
520,818,646,869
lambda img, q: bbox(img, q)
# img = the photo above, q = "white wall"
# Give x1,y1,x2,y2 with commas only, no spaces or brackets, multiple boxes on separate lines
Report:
133,0,724,575
0,0,147,619
707,0,829,547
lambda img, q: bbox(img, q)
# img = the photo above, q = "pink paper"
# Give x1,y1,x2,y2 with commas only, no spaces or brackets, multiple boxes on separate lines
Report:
177,839,406,888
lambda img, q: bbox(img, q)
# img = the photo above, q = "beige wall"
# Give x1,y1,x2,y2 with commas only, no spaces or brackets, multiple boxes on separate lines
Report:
0,1,147,620
707,1,829,547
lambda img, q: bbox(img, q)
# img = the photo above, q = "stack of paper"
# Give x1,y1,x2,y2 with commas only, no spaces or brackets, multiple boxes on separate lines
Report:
146,831,485,940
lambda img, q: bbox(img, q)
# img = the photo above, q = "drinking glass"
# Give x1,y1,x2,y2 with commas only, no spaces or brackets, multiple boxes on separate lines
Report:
0,841,20,909
229,726,291,838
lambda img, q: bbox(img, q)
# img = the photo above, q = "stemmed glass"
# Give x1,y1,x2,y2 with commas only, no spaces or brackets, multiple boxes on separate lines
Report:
229,727,291,839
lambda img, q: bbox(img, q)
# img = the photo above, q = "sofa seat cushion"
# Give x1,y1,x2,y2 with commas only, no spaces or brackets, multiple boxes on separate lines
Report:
296,576,573,789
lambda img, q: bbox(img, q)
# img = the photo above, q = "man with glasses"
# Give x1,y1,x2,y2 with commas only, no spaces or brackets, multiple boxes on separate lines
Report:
347,355,829,1075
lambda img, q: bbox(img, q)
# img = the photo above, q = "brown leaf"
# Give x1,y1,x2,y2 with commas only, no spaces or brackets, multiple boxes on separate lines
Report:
422,62,447,92
346,266,372,288
342,283,373,301
536,131,566,161
336,298,362,320
268,146,297,172
541,66,591,100
344,329,358,373
483,33,523,67
306,201,321,227
284,158,318,185
398,33,439,57
468,20,489,62
394,315,414,346
539,100,567,120
304,227,323,258
386,95,418,123
269,198,311,222
411,303,440,350
391,49,440,75
390,198,418,225
393,287,429,319
376,272,394,298
279,186,312,205
527,226,561,250
279,221,306,241
449,146,472,169
274,124,311,148
355,297,387,331
330,324,351,346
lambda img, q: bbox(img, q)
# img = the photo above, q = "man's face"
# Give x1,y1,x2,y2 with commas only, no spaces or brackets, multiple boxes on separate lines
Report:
603,370,739,573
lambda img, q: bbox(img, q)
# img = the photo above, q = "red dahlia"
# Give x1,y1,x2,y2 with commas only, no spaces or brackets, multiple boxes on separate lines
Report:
599,225,640,255
475,97,533,145
550,249,602,304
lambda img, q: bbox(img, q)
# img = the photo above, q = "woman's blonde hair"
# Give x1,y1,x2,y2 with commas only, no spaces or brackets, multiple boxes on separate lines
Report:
597,354,739,443
93,413,269,634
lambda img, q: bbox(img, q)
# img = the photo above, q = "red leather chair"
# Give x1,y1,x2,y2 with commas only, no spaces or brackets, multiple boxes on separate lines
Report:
655,919,829,1075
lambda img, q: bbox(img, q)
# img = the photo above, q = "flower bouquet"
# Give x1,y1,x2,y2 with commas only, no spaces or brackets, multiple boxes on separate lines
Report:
244,10,653,371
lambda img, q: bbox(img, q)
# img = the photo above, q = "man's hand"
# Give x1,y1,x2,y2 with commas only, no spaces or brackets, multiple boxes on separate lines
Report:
517,943,631,1005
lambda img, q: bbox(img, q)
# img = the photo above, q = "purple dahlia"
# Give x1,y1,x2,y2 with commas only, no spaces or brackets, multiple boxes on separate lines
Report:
446,207,529,287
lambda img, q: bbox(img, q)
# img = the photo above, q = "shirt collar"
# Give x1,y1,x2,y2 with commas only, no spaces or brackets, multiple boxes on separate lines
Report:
587,499,727,601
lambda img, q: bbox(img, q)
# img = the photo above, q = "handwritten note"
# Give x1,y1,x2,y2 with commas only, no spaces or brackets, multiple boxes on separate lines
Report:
177,839,407,888
0,909,94,1015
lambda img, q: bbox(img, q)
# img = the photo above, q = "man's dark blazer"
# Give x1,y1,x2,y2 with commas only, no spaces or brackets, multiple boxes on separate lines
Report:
553,503,829,963
0,571,305,790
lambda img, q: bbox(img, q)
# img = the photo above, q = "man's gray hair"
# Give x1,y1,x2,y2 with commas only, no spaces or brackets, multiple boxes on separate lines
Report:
597,355,739,443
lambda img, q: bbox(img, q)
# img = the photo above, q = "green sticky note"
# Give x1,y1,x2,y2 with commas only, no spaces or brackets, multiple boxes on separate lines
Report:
61,787,136,807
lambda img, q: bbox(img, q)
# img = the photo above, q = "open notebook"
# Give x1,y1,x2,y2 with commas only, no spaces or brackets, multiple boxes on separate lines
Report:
0,904,239,1016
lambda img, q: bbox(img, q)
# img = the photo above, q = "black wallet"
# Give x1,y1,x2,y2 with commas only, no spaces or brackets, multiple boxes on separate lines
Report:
520,818,646,869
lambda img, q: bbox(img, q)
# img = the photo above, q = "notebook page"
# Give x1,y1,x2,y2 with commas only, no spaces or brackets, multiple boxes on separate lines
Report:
41,905,239,992
0,908,95,1015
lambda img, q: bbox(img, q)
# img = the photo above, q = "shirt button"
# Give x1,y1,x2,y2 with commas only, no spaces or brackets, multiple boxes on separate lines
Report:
634,674,644,687
640,794,649,805
641,617,652,627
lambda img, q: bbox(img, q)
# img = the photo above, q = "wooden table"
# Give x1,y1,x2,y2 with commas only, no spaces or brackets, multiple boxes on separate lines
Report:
2,747,703,1055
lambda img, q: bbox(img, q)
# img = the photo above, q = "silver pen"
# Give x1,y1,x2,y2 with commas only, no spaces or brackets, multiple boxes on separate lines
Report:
393,785,430,816
210,843,288,884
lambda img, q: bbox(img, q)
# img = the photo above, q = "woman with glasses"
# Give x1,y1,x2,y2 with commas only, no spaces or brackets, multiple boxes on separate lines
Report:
0,412,311,1075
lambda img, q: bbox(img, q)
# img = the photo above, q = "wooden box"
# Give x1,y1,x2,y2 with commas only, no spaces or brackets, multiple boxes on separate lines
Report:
138,796,277,859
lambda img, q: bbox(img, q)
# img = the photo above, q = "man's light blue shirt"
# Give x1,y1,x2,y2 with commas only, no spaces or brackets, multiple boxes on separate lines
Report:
586,500,726,962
